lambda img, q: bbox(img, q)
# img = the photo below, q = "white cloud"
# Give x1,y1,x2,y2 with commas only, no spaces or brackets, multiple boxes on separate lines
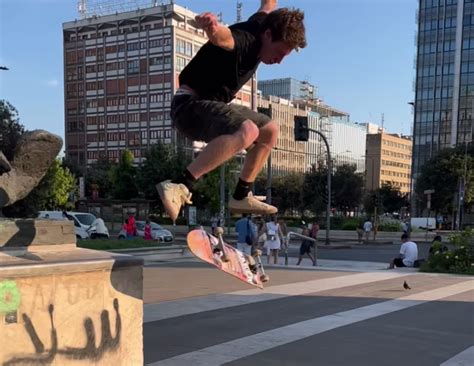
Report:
46,79,59,87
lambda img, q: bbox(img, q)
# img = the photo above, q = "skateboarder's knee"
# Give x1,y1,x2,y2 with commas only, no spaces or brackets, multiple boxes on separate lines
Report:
257,121,279,147
238,120,260,148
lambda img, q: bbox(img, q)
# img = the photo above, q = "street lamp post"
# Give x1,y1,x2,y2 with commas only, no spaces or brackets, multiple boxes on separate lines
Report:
294,116,332,245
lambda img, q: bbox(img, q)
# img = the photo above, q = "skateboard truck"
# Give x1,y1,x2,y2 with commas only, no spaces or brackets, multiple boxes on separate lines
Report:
252,249,269,282
214,227,230,262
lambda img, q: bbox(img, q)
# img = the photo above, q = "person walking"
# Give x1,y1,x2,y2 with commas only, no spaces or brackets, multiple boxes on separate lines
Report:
235,214,257,255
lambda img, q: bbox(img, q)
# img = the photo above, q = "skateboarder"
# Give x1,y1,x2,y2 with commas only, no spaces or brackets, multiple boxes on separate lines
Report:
157,0,307,222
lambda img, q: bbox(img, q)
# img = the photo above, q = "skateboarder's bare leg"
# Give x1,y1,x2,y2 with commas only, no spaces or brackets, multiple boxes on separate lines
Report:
239,121,279,182
187,120,259,179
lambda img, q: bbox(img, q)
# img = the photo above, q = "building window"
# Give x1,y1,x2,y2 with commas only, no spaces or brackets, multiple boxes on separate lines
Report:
127,60,139,74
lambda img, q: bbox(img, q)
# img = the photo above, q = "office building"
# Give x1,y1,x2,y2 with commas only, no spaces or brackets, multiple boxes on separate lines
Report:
258,78,316,102
413,0,473,194
366,132,413,194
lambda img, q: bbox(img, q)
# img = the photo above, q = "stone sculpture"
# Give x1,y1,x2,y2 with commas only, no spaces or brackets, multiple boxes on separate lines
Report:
0,130,62,208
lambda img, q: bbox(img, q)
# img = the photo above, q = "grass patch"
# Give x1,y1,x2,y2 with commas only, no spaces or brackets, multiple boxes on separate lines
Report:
77,238,175,251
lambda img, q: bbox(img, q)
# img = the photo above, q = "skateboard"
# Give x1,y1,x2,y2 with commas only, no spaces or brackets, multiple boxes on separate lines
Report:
187,227,269,289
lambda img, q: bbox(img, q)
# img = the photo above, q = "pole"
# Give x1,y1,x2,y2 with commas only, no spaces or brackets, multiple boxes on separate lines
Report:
308,128,331,245
266,154,272,205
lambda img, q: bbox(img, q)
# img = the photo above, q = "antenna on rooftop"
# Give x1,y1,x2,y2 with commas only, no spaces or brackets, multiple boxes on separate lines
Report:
237,1,243,22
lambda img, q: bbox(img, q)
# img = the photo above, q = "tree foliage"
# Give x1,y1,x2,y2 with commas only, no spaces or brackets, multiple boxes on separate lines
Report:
415,144,473,213
0,100,25,160
109,150,138,199
301,164,327,216
332,164,364,214
136,142,190,202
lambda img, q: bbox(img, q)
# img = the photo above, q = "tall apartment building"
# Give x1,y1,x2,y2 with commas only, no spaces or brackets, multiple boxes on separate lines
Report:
258,78,316,102
413,0,473,193
63,2,253,166
366,133,413,195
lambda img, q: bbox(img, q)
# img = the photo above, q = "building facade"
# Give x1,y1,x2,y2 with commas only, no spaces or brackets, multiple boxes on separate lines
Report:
366,133,413,194
330,119,366,173
413,0,473,192
63,3,253,166
258,78,316,102
257,96,308,175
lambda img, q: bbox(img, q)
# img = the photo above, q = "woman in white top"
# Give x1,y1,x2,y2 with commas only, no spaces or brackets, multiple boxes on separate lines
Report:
259,215,284,265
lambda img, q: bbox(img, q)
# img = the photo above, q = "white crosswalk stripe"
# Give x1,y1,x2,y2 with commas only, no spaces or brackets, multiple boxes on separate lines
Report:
148,280,474,366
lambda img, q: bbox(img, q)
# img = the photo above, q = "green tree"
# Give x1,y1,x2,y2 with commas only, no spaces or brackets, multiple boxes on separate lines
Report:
192,159,240,214
34,159,77,209
378,182,409,213
0,100,25,160
415,144,473,214
332,164,363,215
85,157,115,199
109,150,138,199
272,172,305,215
136,142,190,201
301,164,327,216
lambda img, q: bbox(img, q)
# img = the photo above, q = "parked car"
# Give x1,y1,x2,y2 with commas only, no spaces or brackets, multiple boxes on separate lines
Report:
118,221,174,242
37,211,90,240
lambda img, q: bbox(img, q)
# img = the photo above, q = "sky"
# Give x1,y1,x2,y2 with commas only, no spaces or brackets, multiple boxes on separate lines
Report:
0,0,418,141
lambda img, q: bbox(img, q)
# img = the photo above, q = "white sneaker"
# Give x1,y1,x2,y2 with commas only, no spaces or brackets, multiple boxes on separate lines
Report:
229,192,277,215
156,180,192,222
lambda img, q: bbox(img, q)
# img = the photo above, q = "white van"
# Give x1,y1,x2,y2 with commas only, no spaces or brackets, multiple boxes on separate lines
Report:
410,217,436,230
37,211,90,239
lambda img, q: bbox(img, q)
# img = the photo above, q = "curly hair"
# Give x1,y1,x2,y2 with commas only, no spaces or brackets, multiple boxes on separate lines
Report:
261,8,307,50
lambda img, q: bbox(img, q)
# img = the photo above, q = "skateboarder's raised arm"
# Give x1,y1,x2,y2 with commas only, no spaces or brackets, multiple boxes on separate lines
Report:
195,12,234,51
258,0,277,14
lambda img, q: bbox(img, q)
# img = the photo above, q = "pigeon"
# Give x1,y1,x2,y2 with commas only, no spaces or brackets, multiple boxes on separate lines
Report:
403,281,411,290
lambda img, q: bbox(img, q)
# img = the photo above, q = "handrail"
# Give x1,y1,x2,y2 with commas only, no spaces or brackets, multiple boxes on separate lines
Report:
285,231,317,266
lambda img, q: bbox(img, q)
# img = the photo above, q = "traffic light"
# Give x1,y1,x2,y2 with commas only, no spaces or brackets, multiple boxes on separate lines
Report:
257,106,272,118
294,116,309,141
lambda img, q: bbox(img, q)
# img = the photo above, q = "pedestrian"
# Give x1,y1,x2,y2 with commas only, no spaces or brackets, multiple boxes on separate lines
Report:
128,212,137,237
310,219,319,240
388,233,418,269
278,218,288,250
429,235,448,255
260,215,284,264
356,222,364,244
156,1,307,222
297,226,315,265
144,219,153,240
363,218,373,243
88,213,108,239
235,214,257,255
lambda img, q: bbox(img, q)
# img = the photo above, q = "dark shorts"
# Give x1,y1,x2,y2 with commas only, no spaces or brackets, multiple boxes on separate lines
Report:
300,241,313,255
170,94,272,143
393,258,406,267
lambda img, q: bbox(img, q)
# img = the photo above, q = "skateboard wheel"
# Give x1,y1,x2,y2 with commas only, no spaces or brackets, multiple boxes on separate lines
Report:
214,227,224,235
260,274,270,282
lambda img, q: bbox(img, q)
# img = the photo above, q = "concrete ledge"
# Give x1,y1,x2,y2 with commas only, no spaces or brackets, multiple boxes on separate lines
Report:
0,219,76,247
0,247,144,277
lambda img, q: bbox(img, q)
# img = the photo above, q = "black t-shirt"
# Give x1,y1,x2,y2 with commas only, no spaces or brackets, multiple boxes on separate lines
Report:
179,12,266,103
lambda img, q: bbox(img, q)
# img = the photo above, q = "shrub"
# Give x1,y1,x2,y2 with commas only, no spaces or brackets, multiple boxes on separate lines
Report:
379,222,402,232
420,229,474,275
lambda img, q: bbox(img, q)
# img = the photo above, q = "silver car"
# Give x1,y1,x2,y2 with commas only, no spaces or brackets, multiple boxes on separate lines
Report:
118,221,174,242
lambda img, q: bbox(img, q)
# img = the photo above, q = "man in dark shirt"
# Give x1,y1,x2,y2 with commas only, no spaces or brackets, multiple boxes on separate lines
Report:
157,0,306,222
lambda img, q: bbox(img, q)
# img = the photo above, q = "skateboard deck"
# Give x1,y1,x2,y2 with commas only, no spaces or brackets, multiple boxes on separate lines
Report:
187,229,267,289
